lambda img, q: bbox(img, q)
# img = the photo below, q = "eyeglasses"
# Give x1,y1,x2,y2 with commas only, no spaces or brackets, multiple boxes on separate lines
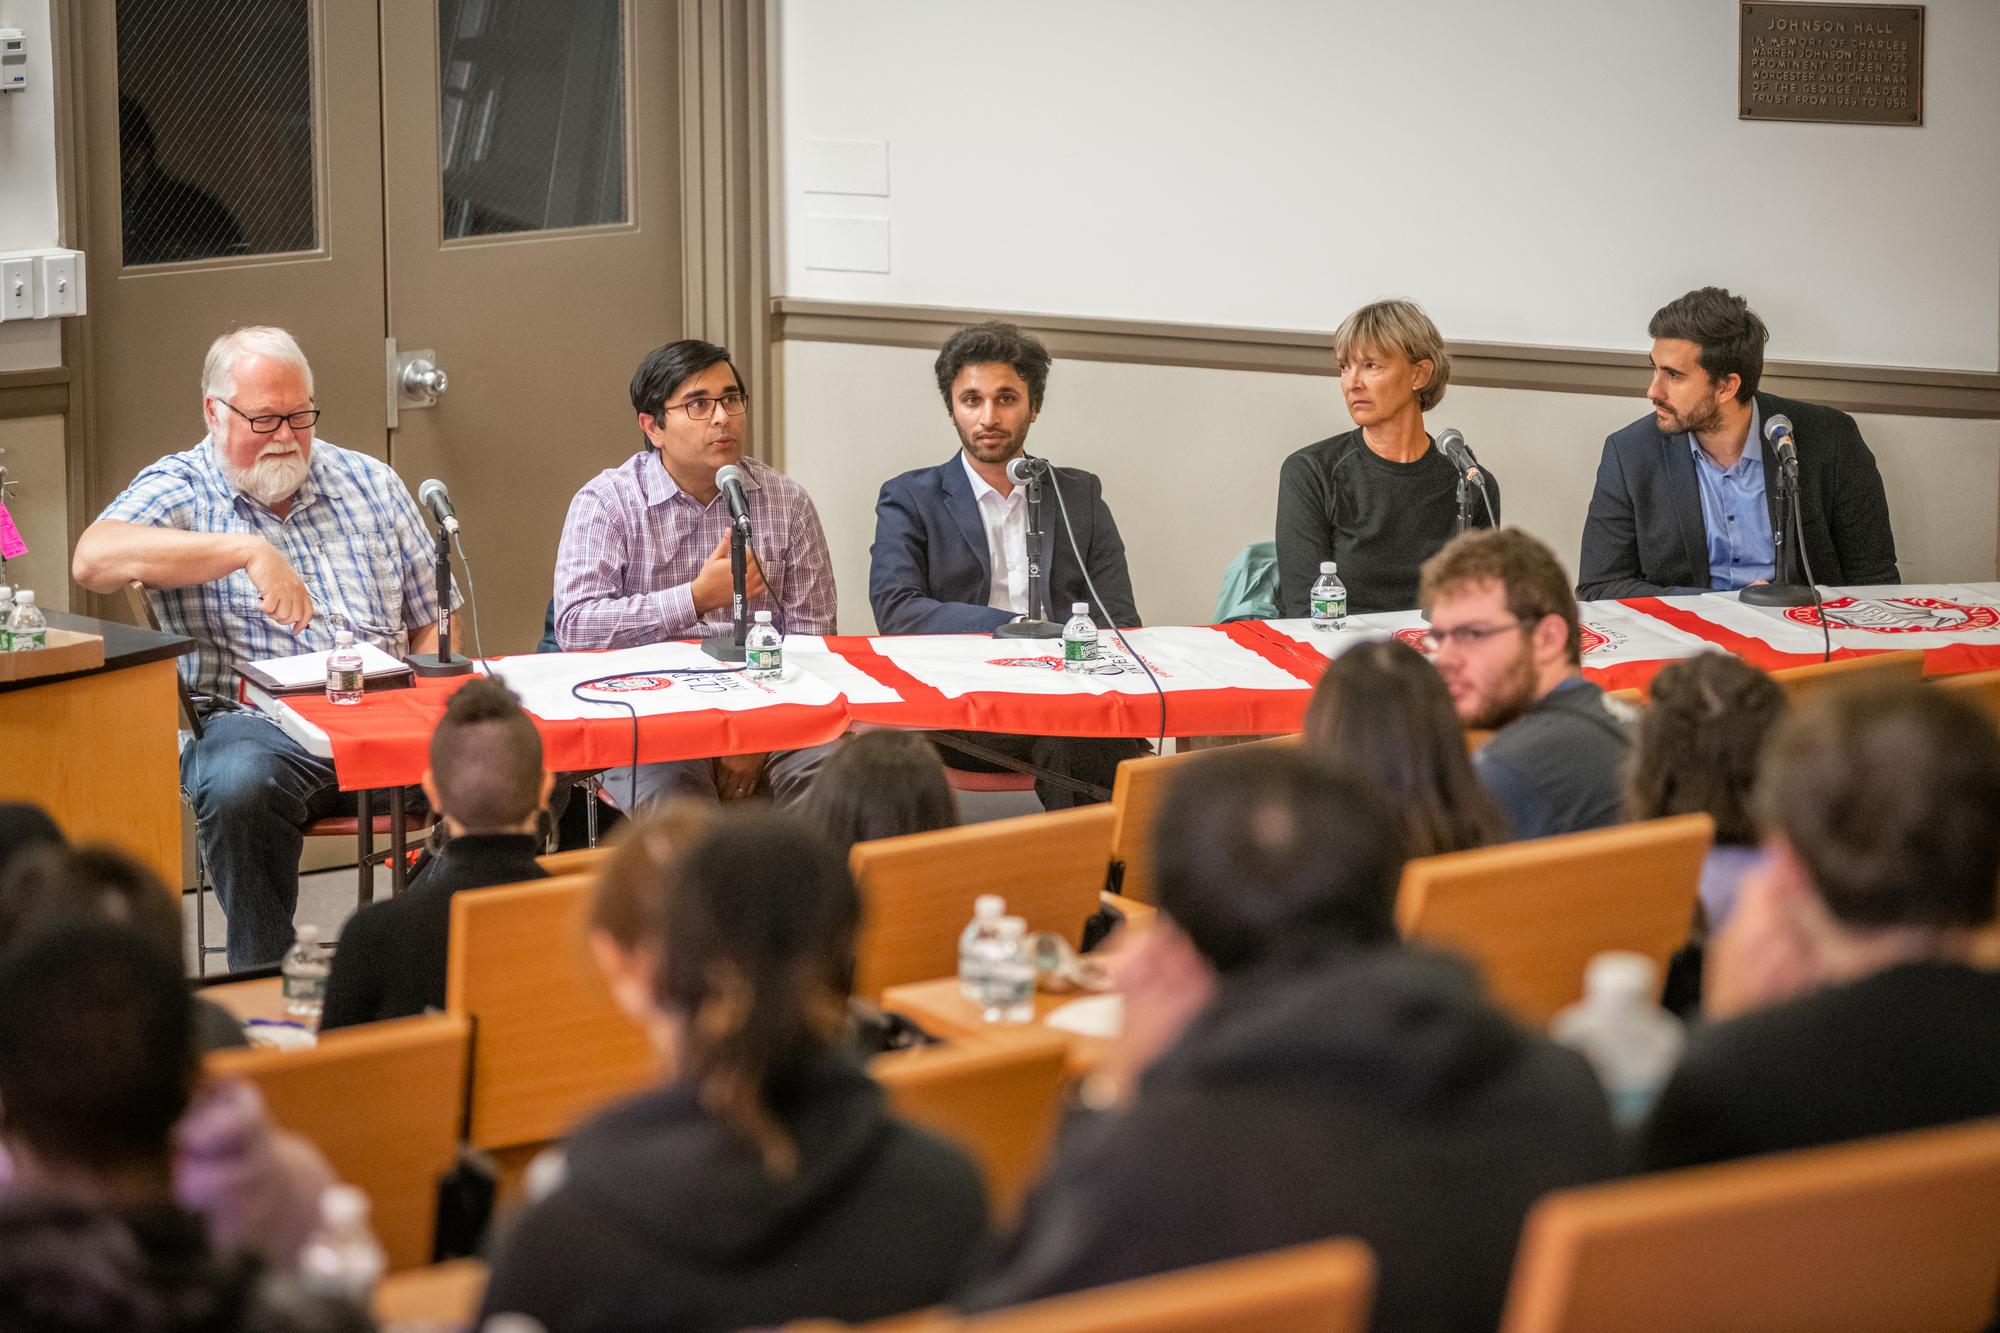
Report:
217,399,321,434
1418,619,1527,652
661,391,750,422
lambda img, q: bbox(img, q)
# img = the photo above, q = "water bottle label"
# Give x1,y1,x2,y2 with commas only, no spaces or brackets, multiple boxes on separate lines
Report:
12,627,43,650
747,646,781,673
327,667,363,694
283,973,326,1004
1064,635,1097,664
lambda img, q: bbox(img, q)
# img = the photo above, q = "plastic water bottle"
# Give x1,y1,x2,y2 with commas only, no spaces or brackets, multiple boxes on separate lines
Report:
325,630,364,704
282,924,331,1030
0,586,13,652
298,1184,386,1303
6,590,45,651
1551,951,1686,1127
979,916,1036,1024
958,895,1008,1001
1310,561,1347,631
1062,601,1098,672
745,609,783,680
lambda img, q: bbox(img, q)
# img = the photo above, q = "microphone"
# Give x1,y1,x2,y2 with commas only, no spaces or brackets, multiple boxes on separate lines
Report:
1005,455,1050,487
714,463,753,533
1764,413,1799,477
418,479,460,535
1436,428,1482,483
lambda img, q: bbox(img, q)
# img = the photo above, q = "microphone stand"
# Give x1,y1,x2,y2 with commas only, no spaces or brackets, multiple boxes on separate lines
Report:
702,518,752,662
993,465,1063,640
409,524,475,676
1739,450,1816,607
1454,472,1473,535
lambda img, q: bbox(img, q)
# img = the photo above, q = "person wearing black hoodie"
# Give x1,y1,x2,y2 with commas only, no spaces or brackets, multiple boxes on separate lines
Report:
960,747,1619,1333
321,678,552,1031
478,808,987,1333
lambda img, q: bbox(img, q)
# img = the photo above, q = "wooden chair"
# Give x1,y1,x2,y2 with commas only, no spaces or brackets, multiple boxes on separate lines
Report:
206,1014,470,1270
1105,748,1203,905
1768,648,1926,702
1396,815,1712,1025
1604,685,1645,708
536,845,608,877
445,873,658,1166
794,1236,1375,1332
1935,667,2000,727
849,805,1115,1000
872,1030,1070,1220
1499,1116,2000,1333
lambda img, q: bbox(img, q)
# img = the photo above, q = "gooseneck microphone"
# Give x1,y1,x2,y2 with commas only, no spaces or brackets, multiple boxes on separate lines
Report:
1006,455,1049,487
714,463,753,534
418,478,460,535
1436,428,1482,484
1740,413,1818,611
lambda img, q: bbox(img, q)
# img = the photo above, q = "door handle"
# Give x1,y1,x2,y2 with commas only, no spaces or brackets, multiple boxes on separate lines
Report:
386,339,448,426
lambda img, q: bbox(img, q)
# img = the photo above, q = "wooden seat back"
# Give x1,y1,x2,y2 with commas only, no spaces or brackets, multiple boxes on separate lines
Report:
849,805,1114,1000
206,1014,470,1271
1499,1117,2000,1333
446,873,657,1152
1397,815,1712,1024
872,1030,1069,1220
1768,648,1925,702
536,845,608,877
1105,748,1203,905
1935,667,2000,727
797,1236,1375,1332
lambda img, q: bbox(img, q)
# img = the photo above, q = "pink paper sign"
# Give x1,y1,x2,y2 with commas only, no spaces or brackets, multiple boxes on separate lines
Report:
0,503,25,560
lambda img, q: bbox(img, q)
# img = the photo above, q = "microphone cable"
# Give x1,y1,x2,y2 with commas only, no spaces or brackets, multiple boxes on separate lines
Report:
448,530,490,675
1044,466,1169,758
569,663,747,813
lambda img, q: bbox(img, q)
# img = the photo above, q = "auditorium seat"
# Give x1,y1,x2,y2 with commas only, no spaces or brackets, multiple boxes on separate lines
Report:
1767,648,1926,702
1498,1116,2000,1333
1935,667,2000,727
1396,814,1712,1024
1105,748,1203,904
789,1235,1375,1332
206,1013,470,1270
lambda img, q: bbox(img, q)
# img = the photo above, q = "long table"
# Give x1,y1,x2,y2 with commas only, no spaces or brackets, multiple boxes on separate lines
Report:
247,583,2000,792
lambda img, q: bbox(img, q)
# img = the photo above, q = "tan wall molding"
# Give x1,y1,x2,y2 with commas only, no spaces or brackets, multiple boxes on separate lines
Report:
0,367,71,421
771,297,2000,421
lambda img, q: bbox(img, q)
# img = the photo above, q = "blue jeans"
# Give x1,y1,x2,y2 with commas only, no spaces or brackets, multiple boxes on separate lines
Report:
178,710,352,971
611,741,839,813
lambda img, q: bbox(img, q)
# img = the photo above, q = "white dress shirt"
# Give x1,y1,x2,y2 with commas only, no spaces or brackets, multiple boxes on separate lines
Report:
960,452,1029,615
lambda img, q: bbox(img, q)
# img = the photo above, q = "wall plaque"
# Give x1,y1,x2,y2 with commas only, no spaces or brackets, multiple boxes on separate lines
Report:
1741,3,1923,125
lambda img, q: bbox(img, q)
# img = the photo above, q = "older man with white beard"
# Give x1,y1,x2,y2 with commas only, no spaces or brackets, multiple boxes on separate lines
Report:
74,326,450,968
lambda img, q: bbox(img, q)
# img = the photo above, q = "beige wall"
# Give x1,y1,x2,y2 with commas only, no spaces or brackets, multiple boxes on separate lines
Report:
780,339,2000,635
0,413,71,612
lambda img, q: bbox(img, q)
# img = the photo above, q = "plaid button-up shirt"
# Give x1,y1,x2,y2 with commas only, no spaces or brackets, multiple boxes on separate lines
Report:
100,438,452,699
553,450,837,649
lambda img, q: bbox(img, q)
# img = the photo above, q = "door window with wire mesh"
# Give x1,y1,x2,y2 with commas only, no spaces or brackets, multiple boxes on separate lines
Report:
439,0,627,240
116,0,317,267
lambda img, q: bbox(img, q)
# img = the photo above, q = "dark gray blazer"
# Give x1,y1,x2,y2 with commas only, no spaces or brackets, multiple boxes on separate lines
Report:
869,455,1140,635
1576,391,1898,600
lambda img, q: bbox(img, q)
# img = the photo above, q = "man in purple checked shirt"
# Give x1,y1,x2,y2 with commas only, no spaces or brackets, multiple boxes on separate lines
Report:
553,339,840,807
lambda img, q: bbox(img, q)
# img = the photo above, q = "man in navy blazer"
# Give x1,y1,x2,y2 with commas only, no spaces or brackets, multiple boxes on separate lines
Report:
1577,288,1898,602
869,322,1146,807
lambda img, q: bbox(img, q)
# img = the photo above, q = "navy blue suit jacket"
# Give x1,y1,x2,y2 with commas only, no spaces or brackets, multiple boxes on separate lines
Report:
1577,391,1899,600
869,455,1141,635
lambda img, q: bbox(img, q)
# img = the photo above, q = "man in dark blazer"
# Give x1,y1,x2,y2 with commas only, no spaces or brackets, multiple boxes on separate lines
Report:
869,321,1146,807
1577,287,1898,601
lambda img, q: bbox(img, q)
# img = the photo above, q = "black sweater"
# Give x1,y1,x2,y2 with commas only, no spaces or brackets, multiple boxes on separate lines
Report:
480,1057,988,1333
319,833,547,1031
1275,430,1501,617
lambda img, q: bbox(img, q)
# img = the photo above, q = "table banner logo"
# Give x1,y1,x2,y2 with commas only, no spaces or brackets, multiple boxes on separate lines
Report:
1783,597,2000,635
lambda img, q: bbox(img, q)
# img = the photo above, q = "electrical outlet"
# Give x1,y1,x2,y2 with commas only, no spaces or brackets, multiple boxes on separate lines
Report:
0,259,34,322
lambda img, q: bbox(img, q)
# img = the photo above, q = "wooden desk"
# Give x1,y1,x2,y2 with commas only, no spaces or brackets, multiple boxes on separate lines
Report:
0,611,192,885
373,1258,488,1330
200,975,289,1027
882,977,1113,1077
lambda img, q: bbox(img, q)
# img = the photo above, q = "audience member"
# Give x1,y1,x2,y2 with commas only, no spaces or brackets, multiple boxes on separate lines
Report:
0,850,335,1271
1275,298,1501,617
1641,684,2000,1170
1419,527,1633,839
961,747,1618,1330
1302,637,1506,857
0,925,362,1333
801,729,957,860
480,809,987,1333
321,678,552,1031
0,803,64,880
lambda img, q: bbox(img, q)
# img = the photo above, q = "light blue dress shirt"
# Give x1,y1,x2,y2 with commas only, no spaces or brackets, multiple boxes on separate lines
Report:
1690,402,1775,590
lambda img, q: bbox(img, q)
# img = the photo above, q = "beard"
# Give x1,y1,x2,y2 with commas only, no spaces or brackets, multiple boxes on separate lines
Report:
216,444,310,507
1462,648,1541,731
1656,395,1724,436
957,419,1028,466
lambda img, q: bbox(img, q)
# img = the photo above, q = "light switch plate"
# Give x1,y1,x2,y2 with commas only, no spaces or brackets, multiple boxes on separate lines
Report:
36,251,82,317
0,259,34,322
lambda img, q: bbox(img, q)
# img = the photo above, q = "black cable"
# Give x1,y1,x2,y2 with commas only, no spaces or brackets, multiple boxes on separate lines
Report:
569,665,745,811
745,535,789,638
1784,478,1831,662
449,530,490,676
1044,467,1168,759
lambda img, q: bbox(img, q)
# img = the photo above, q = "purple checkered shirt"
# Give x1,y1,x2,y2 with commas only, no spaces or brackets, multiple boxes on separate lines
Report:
553,450,837,649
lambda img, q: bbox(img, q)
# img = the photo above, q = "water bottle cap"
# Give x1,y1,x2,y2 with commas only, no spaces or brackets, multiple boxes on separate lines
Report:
754,610,773,623
1320,562,1336,574
1584,951,1655,1003
1071,602,1089,614
13,591,31,606
296,924,322,947
974,894,1004,918
319,1183,369,1226
334,629,355,645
